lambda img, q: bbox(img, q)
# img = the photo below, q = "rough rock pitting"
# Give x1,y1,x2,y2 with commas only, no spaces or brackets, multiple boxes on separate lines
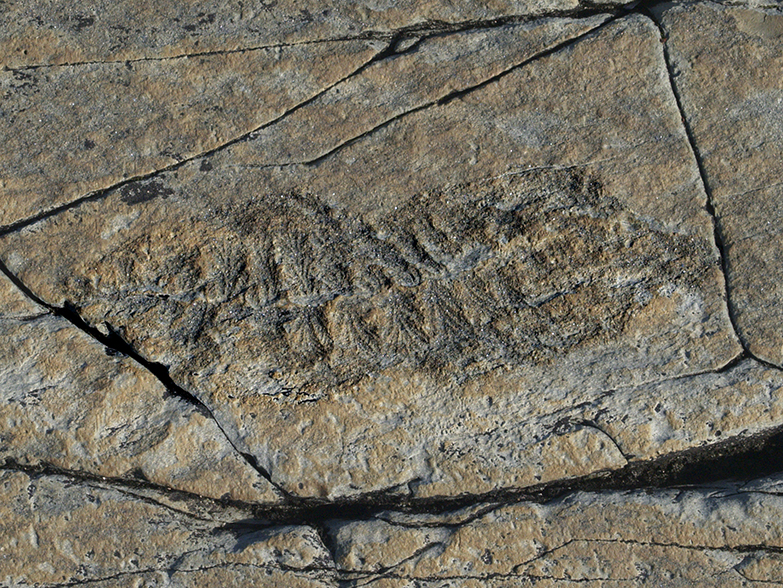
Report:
2,0,783,584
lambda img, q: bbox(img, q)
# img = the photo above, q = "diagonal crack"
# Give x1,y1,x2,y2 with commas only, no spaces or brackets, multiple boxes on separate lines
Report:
0,8,631,240
3,0,783,535
4,35,377,73
0,41,388,238
297,13,620,168
0,256,294,501
6,233,783,522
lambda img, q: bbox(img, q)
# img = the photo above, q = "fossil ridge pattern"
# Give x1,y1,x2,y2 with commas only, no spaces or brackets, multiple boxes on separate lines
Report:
2,0,783,585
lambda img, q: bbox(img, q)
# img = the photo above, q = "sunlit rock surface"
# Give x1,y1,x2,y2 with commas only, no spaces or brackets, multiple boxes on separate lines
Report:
2,0,782,584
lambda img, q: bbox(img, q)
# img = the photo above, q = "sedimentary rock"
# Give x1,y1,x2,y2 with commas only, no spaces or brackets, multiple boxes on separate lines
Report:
0,40,379,227
2,467,783,587
657,1,783,366
0,274,280,503
2,0,783,584
330,474,783,586
0,469,333,586
0,0,636,69
0,13,745,500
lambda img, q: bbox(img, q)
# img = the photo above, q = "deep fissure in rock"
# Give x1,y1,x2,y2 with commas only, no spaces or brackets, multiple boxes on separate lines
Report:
3,0,783,533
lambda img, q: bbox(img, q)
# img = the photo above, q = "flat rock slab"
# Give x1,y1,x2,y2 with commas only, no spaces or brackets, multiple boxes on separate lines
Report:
0,14,744,499
0,0,635,68
658,2,783,366
0,40,378,227
3,0,783,584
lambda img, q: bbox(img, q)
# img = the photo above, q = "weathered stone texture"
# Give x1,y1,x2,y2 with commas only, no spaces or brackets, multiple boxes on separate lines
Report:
0,14,744,501
0,470,333,586
331,475,783,586
658,2,783,365
3,0,783,584
2,469,783,587
0,0,635,69
0,274,279,504
0,40,378,228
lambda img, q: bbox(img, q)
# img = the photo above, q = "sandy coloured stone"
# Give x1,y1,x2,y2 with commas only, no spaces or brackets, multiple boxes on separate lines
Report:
0,40,378,228
0,14,742,500
657,2,783,365
228,14,612,166
3,0,783,586
541,358,783,462
330,475,783,586
0,0,636,69
0,273,280,504
0,269,43,319
0,469,333,586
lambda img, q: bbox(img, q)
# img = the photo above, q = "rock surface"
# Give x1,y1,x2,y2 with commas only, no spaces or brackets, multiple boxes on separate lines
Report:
329,474,783,586
2,0,783,584
0,0,636,68
0,39,379,227
657,1,783,366
0,469,333,586
0,13,742,500
0,272,280,504
2,467,783,587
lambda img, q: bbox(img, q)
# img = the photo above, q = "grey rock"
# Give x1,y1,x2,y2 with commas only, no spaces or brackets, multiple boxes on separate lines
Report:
0,273,281,504
0,469,334,586
330,476,783,586
0,0,635,68
0,14,743,500
0,40,378,228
